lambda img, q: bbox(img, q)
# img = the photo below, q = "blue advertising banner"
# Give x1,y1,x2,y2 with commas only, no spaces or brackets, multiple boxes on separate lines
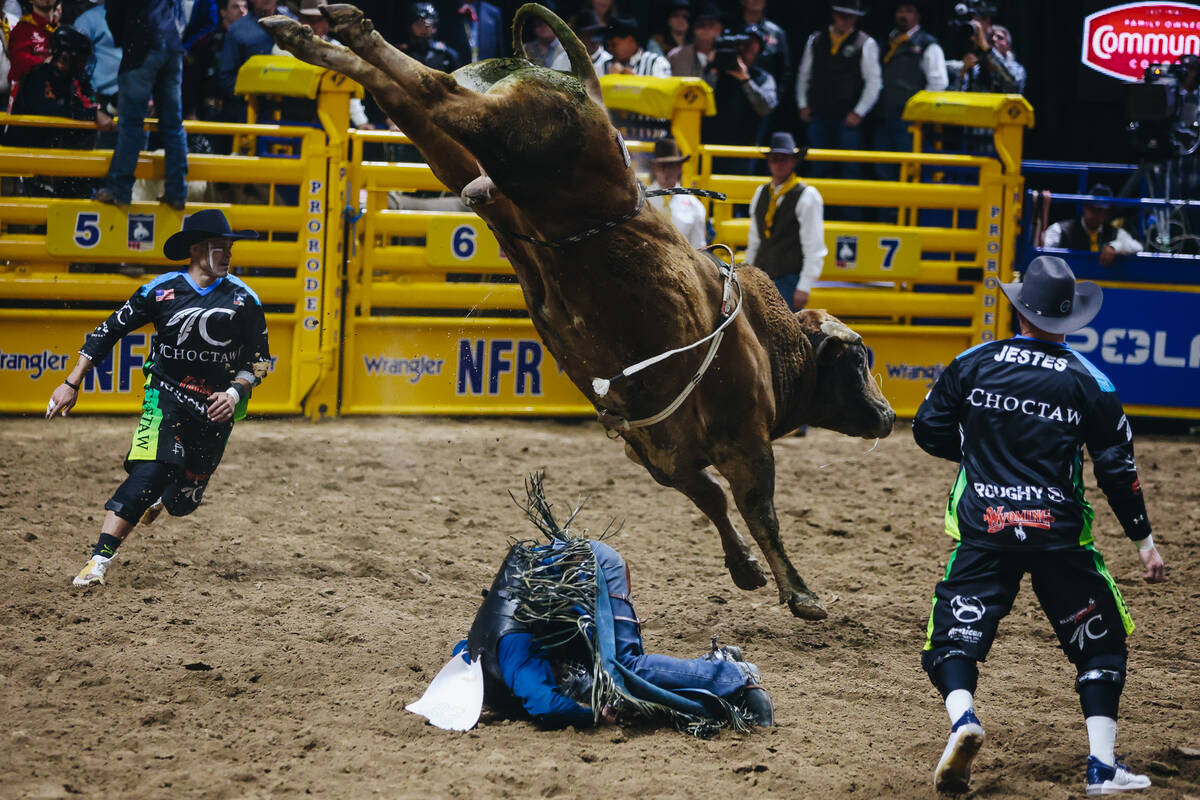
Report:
1064,287,1200,410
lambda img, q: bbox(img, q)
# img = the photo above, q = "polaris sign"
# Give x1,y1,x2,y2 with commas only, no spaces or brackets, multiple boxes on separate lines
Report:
1082,2,1200,82
1065,288,1200,409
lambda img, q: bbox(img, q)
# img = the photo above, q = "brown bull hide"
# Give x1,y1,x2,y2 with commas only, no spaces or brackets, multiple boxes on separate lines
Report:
263,3,895,620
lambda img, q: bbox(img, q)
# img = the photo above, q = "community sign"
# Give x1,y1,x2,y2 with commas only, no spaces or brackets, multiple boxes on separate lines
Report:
1082,1,1200,82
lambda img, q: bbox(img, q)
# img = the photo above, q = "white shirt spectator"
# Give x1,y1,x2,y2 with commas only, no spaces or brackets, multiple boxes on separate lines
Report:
551,44,612,75
796,30,882,118
1044,222,1142,254
888,25,948,91
744,184,828,294
648,181,707,249
611,48,671,78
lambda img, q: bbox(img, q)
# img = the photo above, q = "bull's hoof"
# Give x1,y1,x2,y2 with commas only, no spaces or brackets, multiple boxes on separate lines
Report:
786,592,828,621
725,554,768,591
321,3,373,40
462,174,499,207
259,14,308,47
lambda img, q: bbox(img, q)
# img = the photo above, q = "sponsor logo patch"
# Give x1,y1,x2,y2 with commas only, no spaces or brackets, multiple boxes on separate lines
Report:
155,288,175,302
950,595,985,624
984,506,1055,538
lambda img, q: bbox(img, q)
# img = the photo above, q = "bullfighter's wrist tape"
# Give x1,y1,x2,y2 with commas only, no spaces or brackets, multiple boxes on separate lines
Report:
1135,534,1155,552
225,385,243,403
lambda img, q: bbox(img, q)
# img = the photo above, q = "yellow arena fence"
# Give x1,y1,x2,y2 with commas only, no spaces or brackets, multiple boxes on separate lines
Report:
0,61,1031,419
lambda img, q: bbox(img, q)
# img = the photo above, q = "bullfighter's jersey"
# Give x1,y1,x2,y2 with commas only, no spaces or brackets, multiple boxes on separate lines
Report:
80,271,271,403
913,335,1151,551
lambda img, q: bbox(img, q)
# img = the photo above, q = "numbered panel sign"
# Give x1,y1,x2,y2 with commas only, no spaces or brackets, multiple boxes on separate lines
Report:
48,203,187,259
426,217,510,269
823,229,920,278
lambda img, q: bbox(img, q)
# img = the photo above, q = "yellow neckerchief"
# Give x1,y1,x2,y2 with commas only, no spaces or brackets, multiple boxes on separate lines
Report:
1081,217,1102,251
762,175,801,238
883,30,911,64
829,26,853,55
0,15,10,49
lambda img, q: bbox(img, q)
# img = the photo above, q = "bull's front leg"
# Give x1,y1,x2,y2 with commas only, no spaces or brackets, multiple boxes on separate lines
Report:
716,445,828,621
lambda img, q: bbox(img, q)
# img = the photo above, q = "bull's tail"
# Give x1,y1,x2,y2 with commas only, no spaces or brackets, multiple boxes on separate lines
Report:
513,3,603,107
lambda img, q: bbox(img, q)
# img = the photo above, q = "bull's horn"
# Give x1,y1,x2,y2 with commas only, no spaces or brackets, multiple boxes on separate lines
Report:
820,318,862,344
513,3,603,107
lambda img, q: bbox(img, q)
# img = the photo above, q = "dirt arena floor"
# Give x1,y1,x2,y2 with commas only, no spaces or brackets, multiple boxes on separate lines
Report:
2,415,1198,799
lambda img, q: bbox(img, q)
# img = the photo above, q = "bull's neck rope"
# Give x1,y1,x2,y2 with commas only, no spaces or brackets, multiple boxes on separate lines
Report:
485,183,727,249
592,245,742,433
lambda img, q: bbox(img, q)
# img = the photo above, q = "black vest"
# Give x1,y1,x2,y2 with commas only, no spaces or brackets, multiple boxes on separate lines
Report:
752,182,807,278
810,29,868,118
467,546,528,710
879,28,938,119
1058,218,1118,251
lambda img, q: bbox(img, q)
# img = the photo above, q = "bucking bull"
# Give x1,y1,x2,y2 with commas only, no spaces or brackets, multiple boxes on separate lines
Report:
264,3,895,620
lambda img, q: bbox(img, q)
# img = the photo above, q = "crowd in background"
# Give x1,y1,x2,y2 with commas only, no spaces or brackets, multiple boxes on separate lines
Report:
0,0,1027,168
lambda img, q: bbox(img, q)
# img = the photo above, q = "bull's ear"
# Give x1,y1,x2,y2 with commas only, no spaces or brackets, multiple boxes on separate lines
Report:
814,334,847,365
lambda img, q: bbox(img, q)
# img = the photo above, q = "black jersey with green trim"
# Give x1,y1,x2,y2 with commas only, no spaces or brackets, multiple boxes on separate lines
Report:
913,335,1150,551
81,271,271,398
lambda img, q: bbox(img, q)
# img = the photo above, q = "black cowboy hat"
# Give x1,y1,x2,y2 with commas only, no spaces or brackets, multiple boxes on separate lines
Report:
163,209,258,261
999,255,1102,335
1085,182,1115,208
764,131,803,156
568,9,606,34
832,0,869,15
651,137,689,164
693,2,723,24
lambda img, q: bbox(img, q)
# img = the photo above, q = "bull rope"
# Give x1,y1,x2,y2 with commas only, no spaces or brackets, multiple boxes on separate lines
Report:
592,245,743,432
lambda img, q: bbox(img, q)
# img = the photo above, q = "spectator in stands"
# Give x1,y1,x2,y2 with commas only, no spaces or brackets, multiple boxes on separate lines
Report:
987,24,1025,93
736,0,788,129
587,0,621,28
399,3,457,73
441,0,502,65
947,14,1020,94
647,136,707,249
667,1,719,80
0,2,20,108
648,0,690,58
1044,184,1142,266
181,0,244,121
744,132,826,312
796,0,880,181
72,0,120,144
217,0,294,101
700,23,776,169
522,2,563,69
603,15,669,77
4,24,112,196
550,10,609,74
94,0,188,210
875,1,946,157
8,0,61,91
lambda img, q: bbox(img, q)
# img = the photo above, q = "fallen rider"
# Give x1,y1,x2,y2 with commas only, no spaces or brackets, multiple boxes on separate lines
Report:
407,477,775,735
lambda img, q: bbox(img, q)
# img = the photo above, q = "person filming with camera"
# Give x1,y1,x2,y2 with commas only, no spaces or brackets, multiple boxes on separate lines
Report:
946,2,1020,94
701,24,777,168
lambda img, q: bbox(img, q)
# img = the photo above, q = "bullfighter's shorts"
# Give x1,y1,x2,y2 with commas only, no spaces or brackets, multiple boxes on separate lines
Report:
922,542,1133,672
123,379,231,484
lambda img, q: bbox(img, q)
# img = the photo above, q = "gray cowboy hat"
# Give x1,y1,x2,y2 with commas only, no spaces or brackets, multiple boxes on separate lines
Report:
832,0,869,15
163,209,258,261
1000,255,1102,335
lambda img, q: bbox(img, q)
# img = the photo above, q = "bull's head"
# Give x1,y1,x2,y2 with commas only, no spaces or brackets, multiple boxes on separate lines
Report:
799,311,896,439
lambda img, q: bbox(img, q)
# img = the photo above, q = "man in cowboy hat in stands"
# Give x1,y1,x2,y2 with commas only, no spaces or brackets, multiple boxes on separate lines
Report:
647,136,707,249
1043,183,1143,267
912,255,1165,795
744,131,827,312
48,210,273,588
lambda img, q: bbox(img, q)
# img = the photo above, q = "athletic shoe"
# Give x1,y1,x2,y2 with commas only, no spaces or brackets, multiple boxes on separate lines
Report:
73,554,112,587
1086,756,1152,795
140,499,165,526
935,709,985,794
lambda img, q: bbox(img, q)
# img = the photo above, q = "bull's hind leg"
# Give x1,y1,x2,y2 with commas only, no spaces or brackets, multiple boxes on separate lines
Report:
716,445,828,621
261,15,479,192
320,4,448,94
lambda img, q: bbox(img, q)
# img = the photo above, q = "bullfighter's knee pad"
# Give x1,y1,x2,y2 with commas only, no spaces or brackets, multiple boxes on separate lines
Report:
161,468,213,517
105,460,176,523
1076,654,1127,719
922,649,978,698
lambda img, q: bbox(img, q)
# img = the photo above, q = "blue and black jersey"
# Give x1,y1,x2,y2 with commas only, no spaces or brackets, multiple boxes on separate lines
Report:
81,271,271,403
913,335,1150,551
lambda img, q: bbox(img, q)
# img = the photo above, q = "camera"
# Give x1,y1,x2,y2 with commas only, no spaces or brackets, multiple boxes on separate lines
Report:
951,0,999,54
712,33,751,73
1128,55,1200,159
